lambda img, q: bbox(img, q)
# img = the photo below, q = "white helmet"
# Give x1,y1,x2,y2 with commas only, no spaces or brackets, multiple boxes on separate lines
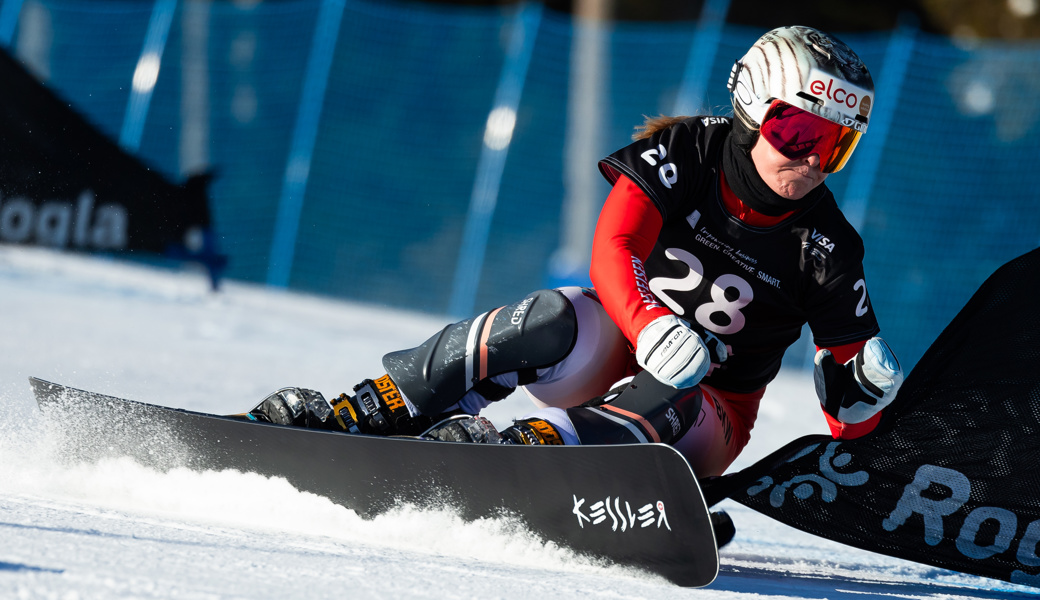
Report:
728,26,874,135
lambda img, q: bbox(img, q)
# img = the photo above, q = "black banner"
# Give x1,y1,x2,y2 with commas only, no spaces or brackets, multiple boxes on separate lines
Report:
0,48,224,285
717,248,1040,587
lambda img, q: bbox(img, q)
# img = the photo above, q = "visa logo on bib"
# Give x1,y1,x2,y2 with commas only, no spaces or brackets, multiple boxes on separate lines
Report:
804,67,872,127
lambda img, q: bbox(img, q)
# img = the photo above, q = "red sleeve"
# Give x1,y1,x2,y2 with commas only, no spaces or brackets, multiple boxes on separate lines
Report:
589,174,674,346
822,340,866,365
817,339,879,439
824,411,882,440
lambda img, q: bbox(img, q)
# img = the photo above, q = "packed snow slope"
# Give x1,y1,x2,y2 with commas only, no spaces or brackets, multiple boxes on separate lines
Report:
0,247,1036,599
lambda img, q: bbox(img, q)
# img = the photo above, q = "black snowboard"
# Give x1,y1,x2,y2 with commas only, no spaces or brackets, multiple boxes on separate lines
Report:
30,377,719,587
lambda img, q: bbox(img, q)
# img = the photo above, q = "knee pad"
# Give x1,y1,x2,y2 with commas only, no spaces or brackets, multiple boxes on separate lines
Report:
522,287,632,410
565,371,702,445
382,289,578,415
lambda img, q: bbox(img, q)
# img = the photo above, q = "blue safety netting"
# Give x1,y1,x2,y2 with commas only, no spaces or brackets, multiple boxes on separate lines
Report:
5,0,1040,371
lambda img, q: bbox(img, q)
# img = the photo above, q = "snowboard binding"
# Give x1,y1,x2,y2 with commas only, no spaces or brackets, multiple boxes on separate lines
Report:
248,376,434,436
420,415,505,443
420,415,565,445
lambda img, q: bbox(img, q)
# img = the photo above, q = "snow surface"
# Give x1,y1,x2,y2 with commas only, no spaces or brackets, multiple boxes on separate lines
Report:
0,247,1036,600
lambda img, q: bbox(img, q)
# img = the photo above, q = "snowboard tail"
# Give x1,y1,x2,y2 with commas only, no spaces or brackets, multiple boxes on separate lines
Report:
30,377,719,587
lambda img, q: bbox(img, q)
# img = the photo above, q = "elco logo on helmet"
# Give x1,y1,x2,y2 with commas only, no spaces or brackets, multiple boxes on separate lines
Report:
808,74,870,113
804,68,872,124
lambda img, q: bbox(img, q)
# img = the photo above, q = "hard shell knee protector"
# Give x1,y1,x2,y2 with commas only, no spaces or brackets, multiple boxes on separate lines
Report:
382,289,578,415
522,286,633,410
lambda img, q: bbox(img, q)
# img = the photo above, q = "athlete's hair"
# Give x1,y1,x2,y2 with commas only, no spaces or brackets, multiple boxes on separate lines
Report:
632,113,757,154
632,115,690,141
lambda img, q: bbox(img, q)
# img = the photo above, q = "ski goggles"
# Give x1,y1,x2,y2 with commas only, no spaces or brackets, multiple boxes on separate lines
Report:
759,100,863,173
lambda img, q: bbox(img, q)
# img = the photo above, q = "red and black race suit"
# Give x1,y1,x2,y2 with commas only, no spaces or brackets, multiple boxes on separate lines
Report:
596,116,880,394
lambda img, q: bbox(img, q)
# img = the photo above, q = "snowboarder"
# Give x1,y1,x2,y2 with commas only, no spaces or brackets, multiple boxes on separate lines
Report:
250,25,904,482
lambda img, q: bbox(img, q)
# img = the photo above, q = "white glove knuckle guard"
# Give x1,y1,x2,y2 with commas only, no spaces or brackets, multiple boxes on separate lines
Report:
635,315,711,389
815,337,904,425
856,338,902,396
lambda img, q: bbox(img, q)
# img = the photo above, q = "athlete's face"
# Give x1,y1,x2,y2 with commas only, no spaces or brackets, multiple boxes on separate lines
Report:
749,134,828,200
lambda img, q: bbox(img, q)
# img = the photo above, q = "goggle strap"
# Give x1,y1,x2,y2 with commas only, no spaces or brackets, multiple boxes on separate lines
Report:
727,61,743,93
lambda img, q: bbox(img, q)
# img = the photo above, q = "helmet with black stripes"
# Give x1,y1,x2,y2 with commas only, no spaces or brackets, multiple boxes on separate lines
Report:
728,26,874,136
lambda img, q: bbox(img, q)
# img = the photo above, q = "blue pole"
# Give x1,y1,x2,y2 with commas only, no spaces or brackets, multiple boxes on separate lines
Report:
266,0,346,288
840,19,917,231
0,0,24,46
119,0,177,153
672,0,730,115
447,3,542,317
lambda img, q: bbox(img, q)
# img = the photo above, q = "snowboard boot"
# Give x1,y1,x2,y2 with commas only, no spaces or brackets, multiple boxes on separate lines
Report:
710,510,736,550
248,387,340,429
249,375,435,436
421,416,565,445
